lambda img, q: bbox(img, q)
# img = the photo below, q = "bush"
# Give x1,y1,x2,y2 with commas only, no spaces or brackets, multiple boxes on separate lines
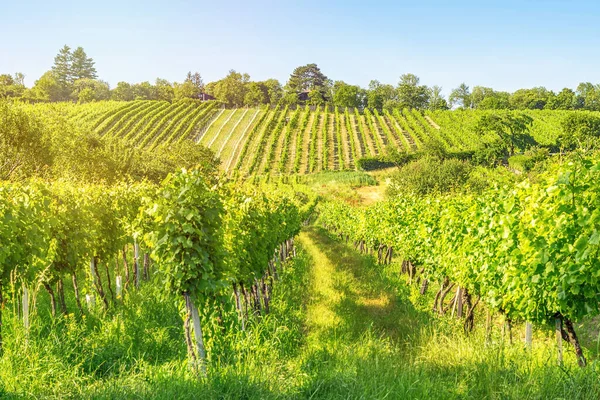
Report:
508,147,550,172
508,155,533,172
387,157,472,196
355,156,396,171
472,139,509,167
560,113,600,150
419,137,448,160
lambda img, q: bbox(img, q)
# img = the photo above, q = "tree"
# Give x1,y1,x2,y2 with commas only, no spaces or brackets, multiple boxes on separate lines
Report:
24,71,64,102
470,86,497,108
332,81,363,108
111,82,135,101
0,73,25,99
560,113,600,149
70,47,97,81
471,90,510,110
367,80,395,109
285,63,329,102
449,83,472,109
308,89,326,106
52,45,73,87
574,83,600,111
206,70,250,107
13,73,24,86
509,87,551,110
72,79,110,103
546,88,575,110
244,82,268,106
263,79,283,104
132,81,155,100
397,73,429,110
155,78,174,101
0,75,14,86
428,86,448,110
477,91,510,109
0,102,53,180
281,91,299,106
50,45,97,100
476,113,535,155
186,72,204,93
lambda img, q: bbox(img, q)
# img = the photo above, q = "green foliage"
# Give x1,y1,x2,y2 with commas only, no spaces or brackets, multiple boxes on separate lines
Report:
72,78,110,103
388,157,473,196
420,136,448,160
299,170,377,187
0,73,25,99
0,102,53,180
321,153,600,326
285,63,329,102
560,112,600,149
508,147,549,172
428,85,449,110
367,80,395,109
476,112,536,155
23,71,65,102
136,139,220,184
471,138,509,167
206,70,250,107
397,73,430,110
355,156,396,171
332,81,365,108
449,83,472,109
509,87,551,110
146,169,226,298
0,101,219,184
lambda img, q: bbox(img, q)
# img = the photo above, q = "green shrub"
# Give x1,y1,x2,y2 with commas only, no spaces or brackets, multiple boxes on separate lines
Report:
472,139,509,167
388,157,473,196
508,146,550,172
560,112,600,149
355,156,396,171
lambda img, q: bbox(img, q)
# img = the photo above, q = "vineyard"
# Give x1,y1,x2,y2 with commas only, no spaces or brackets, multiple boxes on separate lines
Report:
0,167,317,378
21,100,598,176
4,98,600,398
318,155,600,368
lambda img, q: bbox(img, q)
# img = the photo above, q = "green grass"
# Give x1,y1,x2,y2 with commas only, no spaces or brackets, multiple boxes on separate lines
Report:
2,226,600,398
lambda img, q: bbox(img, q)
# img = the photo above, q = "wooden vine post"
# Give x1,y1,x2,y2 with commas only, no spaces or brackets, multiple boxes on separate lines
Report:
134,241,140,289
22,286,29,330
525,322,532,348
116,276,122,299
186,293,207,374
555,317,563,365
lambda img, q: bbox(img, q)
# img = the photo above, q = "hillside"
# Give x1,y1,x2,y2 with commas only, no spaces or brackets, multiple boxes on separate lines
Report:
30,100,595,175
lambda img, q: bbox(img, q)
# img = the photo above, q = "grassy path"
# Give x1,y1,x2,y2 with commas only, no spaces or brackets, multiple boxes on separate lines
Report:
295,227,429,398
299,227,420,345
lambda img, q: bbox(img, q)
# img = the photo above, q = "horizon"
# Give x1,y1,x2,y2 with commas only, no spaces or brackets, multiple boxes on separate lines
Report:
2,0,600,94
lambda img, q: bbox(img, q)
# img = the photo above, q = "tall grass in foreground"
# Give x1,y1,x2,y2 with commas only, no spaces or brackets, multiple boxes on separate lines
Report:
1,229,600,399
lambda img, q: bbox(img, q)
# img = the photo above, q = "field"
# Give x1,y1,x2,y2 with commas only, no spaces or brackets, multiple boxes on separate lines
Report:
5,99,600,399
26,100,595,176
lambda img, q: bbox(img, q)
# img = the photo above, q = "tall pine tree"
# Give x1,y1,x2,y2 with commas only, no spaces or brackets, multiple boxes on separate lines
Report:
50,45,97,100
52,45,72,87
71,47,97,81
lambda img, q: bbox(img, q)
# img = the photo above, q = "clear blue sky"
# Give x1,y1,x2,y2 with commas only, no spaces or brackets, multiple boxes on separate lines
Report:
2,0,599,95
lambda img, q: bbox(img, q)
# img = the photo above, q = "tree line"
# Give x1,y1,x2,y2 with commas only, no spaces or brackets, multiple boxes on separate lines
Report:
2,46,600,112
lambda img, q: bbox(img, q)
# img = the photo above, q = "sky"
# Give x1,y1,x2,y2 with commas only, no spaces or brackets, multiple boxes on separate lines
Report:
1,0,600,95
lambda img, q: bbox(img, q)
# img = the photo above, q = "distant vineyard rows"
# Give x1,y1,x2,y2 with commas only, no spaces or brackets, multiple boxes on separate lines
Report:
26,100,593,176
